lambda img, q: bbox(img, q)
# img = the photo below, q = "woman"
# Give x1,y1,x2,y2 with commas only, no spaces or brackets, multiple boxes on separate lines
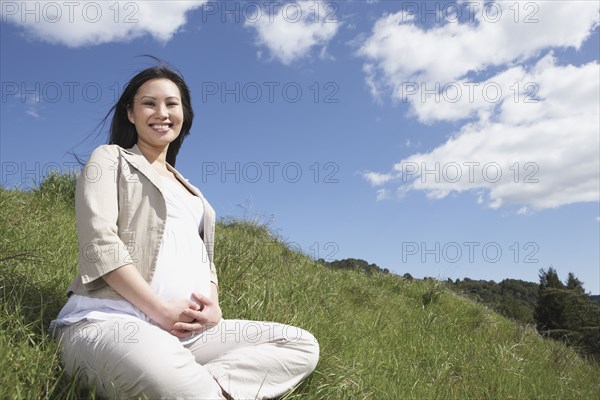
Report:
50,64,320,399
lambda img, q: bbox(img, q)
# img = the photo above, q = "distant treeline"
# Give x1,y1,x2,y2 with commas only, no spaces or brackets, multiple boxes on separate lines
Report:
318,257,390,275
449,269,599,362
319,258,600,362
447,277,539,323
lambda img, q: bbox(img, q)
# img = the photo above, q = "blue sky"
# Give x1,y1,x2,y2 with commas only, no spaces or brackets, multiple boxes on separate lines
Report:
1,1,599,294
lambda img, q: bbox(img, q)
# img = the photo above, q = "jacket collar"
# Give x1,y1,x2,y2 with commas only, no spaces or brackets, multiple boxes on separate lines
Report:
120,143,201,198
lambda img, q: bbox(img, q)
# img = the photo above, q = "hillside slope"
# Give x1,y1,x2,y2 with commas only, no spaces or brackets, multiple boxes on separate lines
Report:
1,180,599,399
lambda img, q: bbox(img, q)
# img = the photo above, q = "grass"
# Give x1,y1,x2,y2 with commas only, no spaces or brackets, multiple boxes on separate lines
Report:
1,172,599,399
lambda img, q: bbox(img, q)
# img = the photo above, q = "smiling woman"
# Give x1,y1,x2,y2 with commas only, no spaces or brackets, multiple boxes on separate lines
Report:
126,79,184,151
48,61,319,399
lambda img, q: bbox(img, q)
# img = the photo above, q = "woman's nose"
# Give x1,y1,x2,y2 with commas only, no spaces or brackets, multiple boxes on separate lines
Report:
155,102,168,117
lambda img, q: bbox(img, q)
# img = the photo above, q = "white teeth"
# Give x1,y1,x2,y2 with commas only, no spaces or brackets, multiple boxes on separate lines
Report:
151,124,170,130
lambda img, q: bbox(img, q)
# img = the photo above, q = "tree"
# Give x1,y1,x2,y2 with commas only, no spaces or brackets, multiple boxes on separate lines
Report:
534,268,600,362
538,267,564,289
534,267,566,332
566,272,585,294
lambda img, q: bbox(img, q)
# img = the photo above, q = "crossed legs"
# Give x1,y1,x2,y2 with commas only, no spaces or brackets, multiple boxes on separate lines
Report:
57,317,319,399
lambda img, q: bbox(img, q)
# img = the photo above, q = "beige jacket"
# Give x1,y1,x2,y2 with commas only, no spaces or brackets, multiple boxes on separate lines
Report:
66,143,218,300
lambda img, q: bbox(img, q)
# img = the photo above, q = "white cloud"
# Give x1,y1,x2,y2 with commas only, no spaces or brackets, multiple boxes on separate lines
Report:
244,0,340,65
25,108,40,119
25,89,43,118
363,171,394,186
357,2,598,88
517,207,529,215
476,192,484,205
376,188,388,201
0,1,206,47
403,138,421,148
363,63,383,103
357,1,600,211
5,85,44,118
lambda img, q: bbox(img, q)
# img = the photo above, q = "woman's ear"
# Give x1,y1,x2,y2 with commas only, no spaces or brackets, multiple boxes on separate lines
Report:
127,106,135,124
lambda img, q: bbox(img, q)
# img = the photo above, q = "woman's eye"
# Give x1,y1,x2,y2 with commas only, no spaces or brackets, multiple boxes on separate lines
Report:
140,101,178,107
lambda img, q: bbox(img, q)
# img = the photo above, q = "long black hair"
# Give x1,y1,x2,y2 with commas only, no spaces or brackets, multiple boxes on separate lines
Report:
67,57,194,169
108,62,194,167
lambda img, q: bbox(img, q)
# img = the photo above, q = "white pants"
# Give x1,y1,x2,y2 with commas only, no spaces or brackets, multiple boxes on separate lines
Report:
55,317,320,399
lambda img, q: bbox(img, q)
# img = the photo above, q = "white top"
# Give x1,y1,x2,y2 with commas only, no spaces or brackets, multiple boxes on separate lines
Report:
50,175,211,344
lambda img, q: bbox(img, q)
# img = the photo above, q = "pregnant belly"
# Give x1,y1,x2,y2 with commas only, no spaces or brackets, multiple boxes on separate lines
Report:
150,228,212,302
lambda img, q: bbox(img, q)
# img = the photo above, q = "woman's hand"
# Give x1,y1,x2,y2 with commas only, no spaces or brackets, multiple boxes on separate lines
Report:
170,292,223,338
155,299,200,333
103,264,203,334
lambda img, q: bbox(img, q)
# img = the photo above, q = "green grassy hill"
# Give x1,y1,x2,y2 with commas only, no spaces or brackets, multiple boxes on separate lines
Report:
1,173,599,399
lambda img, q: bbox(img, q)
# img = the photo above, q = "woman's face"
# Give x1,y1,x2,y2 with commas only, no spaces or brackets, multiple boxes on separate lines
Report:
127,78,184,150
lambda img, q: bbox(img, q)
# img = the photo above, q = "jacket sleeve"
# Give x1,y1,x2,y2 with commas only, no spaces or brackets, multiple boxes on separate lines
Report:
210,262,219,288
75,145,132,290
206,205,219,288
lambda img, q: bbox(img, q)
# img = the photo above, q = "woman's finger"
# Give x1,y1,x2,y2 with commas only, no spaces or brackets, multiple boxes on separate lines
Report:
191,292,211,305
178,310,196,323
173,321,202,332
171,329,195,338
181,308,206,321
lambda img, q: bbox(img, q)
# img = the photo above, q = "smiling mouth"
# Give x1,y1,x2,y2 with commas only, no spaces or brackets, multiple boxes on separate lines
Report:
150,123,173,131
